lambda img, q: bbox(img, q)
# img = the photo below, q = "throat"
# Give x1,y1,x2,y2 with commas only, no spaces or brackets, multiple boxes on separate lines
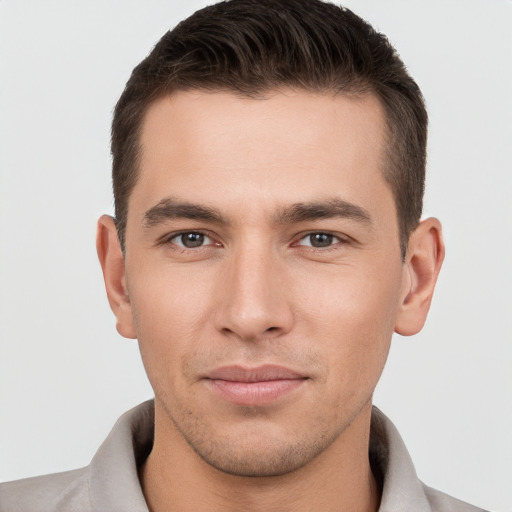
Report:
139,403,380,512
140,454,380,512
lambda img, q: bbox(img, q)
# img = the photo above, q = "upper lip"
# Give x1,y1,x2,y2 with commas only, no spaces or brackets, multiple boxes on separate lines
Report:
205,365,306,382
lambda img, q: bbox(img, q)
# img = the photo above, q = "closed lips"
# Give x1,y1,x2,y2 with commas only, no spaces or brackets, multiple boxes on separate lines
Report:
205,365,307,382
204,365,308,406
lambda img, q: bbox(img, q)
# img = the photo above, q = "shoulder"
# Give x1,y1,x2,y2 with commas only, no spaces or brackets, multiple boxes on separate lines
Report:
0,467,92,512
0,401,154,512
370,407,491,512
423,483,490,512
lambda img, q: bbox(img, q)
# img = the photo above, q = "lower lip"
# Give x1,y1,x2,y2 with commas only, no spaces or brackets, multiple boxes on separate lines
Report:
207,379,306,406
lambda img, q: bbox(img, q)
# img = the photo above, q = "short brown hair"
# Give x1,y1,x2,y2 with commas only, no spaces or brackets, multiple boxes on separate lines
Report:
112,0,427,257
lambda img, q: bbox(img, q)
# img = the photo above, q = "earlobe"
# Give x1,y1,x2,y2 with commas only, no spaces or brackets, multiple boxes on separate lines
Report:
394,217,445,336
96,215,137,339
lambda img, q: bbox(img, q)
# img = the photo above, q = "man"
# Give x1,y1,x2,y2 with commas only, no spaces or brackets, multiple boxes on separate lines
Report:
0,1,493,511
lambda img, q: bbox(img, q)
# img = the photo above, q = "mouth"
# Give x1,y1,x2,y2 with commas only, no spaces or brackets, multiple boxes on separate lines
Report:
203,365,308,406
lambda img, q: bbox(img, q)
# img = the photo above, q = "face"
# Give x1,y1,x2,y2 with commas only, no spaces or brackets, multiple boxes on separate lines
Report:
121,90,409,476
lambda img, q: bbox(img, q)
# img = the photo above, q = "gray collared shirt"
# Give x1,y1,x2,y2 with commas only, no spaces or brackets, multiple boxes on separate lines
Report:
0,401,488,512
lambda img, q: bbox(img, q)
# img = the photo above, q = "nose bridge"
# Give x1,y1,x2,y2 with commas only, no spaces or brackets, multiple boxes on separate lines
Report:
216,237,292,340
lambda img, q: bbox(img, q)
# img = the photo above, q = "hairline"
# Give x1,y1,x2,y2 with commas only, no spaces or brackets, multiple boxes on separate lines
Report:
117,85,410,258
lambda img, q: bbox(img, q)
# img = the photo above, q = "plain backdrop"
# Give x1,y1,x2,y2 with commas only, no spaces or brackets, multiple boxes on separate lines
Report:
0,1,511,511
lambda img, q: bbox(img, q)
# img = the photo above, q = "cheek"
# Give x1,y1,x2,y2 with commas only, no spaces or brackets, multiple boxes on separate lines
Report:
294,261,402,380
125,264,216,384
128,260,215,328
296,259,402,329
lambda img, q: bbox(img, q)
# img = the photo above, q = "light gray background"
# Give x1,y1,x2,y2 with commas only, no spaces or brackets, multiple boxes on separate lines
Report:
0,1,510,511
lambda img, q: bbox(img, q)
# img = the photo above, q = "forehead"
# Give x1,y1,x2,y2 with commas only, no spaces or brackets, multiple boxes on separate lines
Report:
132,89,392,223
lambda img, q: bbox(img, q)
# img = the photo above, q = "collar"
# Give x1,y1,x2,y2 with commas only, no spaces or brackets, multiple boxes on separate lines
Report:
87,400,432,511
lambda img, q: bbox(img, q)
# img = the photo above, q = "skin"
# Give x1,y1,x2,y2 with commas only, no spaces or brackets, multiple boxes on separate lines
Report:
97,90,444,512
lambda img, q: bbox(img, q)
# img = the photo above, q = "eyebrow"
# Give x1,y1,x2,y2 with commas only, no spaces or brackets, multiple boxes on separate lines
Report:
142,196,372,228
274,198,372,225
143,197,226,227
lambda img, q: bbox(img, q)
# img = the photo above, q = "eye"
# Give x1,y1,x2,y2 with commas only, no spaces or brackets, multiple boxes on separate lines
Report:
296,232,343,248
170,232,214,249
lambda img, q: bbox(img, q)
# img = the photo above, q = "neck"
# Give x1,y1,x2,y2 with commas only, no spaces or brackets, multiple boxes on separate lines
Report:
140,401,380,512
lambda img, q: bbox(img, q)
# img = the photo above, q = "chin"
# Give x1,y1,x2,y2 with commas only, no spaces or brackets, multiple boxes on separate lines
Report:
191,442,321,477
178,420,343,478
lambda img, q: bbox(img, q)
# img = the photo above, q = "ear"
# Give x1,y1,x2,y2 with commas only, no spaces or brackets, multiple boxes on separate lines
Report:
96,215,137,339
394,217,445,336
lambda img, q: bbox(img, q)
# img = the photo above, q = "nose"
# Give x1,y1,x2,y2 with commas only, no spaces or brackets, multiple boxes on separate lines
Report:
214,243,294,342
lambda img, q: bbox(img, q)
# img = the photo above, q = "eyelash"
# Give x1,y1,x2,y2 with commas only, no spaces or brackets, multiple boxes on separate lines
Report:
160,230,219,251
159,230,349,252
293,231,349,251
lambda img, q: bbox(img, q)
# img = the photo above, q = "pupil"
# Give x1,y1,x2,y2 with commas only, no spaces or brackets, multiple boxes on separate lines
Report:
311,233,333,247
182,233,204,248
